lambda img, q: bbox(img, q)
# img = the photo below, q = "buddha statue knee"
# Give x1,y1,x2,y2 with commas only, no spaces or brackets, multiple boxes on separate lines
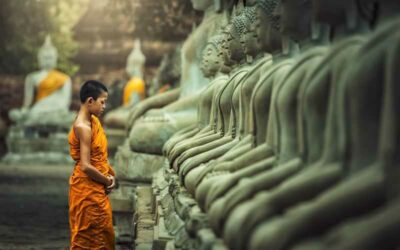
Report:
9,35,72,126
128,0,228,155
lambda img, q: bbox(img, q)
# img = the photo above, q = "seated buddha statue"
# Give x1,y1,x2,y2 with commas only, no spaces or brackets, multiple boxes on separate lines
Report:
163,34,230,159
104,39,146,129
9,35,72,126
167,14,252,172
249,2,400,249
127,0,229,155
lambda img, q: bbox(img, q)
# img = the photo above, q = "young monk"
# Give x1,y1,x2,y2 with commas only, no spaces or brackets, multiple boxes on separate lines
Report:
68,80,116,249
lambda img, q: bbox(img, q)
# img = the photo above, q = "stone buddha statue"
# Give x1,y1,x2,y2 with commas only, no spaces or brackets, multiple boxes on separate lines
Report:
166,13,251,173
250,2,400,249
163,34,229,159
9,35,72,126
104,39,146,129
127,0,230,155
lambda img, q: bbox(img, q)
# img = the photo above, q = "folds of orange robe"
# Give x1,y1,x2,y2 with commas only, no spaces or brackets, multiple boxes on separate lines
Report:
68,115,116,250
35,69,69,103
123,77,145,105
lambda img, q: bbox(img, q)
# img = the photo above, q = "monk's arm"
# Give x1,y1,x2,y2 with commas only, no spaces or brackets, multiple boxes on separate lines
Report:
76,125,112,186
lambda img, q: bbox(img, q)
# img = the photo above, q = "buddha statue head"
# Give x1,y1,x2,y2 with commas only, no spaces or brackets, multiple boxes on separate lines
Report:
241,0,282,55
276,0,312,42
201,34,225,78
256,0,282,52
38,35,57,71
222,14,246,66
240,6,260,57
126,39,146,79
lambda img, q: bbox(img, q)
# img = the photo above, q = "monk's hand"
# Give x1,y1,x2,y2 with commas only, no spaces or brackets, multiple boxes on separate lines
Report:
105,175,116,194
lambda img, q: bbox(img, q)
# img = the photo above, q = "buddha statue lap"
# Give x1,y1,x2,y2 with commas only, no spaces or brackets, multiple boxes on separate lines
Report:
128,0,229,155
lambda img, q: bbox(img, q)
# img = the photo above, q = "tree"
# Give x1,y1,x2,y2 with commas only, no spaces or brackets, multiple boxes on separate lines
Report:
0,0,89,75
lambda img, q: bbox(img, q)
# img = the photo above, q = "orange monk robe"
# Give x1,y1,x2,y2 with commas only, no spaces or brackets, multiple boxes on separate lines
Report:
35,69,69,103
68,115,116,250
123,77,145,105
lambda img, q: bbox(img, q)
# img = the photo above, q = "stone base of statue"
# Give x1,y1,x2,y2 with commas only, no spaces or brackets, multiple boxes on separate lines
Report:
3,112,76,164
114,140,165,182
148,161,227,250
109,180,136,248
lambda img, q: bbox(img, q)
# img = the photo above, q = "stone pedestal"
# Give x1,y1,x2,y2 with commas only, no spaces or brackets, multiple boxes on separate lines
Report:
3,123,73,164
114,140,165,182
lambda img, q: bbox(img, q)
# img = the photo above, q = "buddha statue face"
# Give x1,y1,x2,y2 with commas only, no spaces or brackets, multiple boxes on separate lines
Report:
37,36,57,71
279,0,312,42
225,17,246,63
241,7,261,57
201,39,222,78
191,0,214,11
257,0,282,53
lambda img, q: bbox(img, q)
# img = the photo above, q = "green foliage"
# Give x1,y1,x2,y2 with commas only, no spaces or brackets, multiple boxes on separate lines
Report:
0,0,89,75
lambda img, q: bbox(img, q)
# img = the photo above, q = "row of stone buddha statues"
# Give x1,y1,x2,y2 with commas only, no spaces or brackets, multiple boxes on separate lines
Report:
133,0,400,249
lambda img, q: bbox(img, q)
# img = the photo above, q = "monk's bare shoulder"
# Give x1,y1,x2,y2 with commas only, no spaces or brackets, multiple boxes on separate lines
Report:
73,121,91,141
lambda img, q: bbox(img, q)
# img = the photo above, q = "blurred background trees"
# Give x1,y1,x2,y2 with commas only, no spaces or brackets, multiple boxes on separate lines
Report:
0,0,89,75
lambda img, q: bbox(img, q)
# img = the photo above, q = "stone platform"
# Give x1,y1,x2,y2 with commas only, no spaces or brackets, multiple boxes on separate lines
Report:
3,124,73,164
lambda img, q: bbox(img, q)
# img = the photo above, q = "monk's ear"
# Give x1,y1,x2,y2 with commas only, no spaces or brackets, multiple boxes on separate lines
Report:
87,97,94,104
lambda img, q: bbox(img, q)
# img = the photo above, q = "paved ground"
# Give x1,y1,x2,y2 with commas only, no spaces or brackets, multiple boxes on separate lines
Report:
0,163,72,250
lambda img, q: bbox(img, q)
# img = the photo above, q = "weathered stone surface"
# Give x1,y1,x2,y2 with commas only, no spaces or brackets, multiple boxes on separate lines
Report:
114,140,165,182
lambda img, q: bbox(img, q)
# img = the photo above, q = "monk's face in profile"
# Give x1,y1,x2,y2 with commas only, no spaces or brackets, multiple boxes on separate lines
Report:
88,91,108,117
